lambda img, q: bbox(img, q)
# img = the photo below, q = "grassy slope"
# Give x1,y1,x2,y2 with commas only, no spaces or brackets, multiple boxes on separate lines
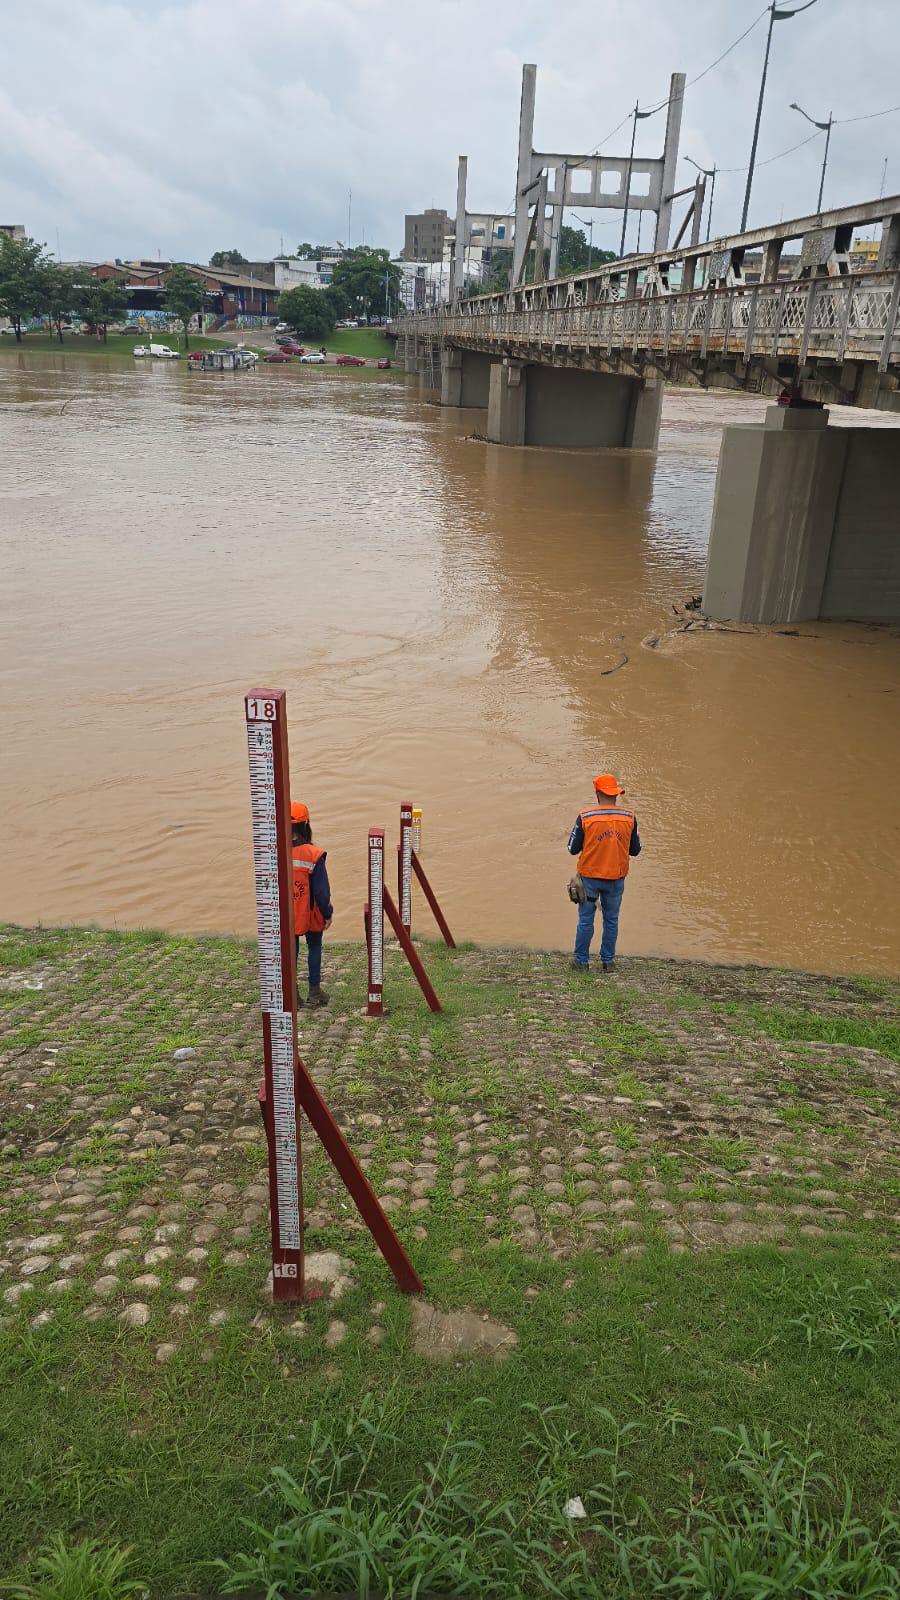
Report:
0,927,897,1596
0,333,239,357
322,328,392,358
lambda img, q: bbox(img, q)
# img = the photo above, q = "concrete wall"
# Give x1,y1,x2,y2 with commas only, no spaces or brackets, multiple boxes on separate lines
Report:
523,367,635,448
704,408,900,623
821,432,900,618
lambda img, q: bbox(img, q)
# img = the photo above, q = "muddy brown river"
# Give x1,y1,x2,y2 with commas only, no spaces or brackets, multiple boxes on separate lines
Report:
1,351,898,974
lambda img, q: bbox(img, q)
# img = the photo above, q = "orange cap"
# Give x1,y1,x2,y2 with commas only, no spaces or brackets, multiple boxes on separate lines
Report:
290,802,309,823
594,774,625,796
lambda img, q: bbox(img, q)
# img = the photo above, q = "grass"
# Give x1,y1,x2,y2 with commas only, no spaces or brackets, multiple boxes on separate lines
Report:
1,923,899,1595
0,332,231,358
3,1245,899,1596
323,328,393,359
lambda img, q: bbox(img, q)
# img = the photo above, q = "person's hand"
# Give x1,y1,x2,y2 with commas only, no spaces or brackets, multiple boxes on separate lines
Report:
324,916,333,930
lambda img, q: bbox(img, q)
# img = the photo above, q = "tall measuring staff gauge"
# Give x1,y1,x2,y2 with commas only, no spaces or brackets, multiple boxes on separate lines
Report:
245,688,423,1303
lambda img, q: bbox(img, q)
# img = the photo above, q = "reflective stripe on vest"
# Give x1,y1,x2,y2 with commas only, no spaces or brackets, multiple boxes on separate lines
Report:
292,844,326,935
577,808,634,881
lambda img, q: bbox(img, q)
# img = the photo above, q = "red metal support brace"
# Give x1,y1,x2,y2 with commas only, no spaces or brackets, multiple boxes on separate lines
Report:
411,850,456,947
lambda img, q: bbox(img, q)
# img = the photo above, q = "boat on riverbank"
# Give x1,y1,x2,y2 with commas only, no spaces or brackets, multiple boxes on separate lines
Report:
190,347,258,372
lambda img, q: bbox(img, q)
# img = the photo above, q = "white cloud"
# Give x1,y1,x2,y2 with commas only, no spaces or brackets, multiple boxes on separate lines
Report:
1,0,898,262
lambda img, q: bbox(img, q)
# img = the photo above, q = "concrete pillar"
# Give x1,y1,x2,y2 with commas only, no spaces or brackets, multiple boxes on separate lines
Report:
654,72,686,249
404,336,418,375
487,359,527,445
704,406,847,623
441,349,463,407
625,379,664,450
513,65,538,284
440,348,491,408
452,156,467,300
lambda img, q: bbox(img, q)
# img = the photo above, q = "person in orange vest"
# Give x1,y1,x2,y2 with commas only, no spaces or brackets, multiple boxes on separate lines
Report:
568,774,641,973
291,801,333,1007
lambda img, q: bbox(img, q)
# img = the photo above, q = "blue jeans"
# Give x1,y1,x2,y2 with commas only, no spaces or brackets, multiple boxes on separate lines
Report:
295,932,323,987
574,877,625,967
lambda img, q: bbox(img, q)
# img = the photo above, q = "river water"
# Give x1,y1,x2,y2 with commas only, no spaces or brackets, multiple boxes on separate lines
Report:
1,351,898,974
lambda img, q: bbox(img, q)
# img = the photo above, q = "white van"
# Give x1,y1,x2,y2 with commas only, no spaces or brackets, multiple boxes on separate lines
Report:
150,343,180,358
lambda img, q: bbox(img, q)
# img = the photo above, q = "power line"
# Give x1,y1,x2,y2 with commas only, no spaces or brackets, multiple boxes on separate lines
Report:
834,103,900,125
718,127,822,175
639,7,769,118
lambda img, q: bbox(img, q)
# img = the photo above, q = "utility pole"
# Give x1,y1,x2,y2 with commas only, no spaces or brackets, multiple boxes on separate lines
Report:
620,103,653,256
741,0,819,233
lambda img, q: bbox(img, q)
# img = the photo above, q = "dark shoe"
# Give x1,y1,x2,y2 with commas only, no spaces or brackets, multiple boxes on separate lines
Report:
602,961,616,973
307,985,330,1008
570,959,590,972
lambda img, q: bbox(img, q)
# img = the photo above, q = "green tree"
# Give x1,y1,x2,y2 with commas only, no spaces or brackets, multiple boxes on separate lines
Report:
42,265,82,342
209,249,248,267
276,284,335,341
329,247,401,320
163,264,208,350
295,243,334,260
76,276,131,342
477,248,513,295
554,225,616,277
0,234,51,340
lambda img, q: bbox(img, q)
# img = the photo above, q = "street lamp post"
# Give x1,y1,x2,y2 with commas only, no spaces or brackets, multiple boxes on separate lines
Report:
620,102,655,257
685,157,717,242
741,0,819,233
789,101,833,211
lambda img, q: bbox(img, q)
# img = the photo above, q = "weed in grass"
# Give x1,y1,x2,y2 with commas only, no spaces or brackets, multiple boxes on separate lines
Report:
788,1276,900,1359
612,1120,640,1152
7,1534,144,1600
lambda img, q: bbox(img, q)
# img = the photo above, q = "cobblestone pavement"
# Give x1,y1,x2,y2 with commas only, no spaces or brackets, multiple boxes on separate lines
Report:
1,928,897,1361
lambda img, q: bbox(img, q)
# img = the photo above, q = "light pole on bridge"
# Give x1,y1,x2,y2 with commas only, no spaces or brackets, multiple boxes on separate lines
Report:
741,0,819,234
789,101,833,212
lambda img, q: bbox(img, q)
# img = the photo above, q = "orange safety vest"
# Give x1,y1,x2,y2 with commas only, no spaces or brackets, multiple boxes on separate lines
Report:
292,844,327,935
577,807,635,880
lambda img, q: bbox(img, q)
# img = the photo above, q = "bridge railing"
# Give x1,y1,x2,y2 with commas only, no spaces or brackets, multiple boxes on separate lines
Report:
398,273,900,371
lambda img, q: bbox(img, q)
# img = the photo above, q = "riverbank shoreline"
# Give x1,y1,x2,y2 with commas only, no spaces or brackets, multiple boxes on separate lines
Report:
1,922,898,1593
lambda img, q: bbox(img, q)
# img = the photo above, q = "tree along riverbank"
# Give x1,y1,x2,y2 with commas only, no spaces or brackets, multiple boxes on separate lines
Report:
1,925,898,1596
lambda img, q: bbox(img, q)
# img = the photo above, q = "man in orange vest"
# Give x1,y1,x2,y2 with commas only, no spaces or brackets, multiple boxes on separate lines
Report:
291,801,333,1007
568,774,641,973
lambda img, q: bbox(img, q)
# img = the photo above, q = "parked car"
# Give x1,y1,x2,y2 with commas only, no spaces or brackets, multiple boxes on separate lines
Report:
264,350,293,362
275,341,304,355
336,354,366,366
133,343,180,359
0,326,18,336
377,358,391,369
299,351,326,364
274,321,289,333
132,345,150,357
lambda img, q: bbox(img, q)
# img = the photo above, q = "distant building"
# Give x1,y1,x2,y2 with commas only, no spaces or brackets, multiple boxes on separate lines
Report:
0,224,26,241
850,239,881,267
402,209,451,262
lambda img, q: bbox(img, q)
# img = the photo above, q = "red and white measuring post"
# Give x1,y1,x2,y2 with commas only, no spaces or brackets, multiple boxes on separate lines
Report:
397,800,456,949
366,815,443,1016
245,690,304,1300
366,829,385,1016
246,689,422,1298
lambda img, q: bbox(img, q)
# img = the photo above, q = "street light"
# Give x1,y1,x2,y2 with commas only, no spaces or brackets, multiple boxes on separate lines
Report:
789,101,833,211
685,157,717,242
741,0,819,233
620,102,656,256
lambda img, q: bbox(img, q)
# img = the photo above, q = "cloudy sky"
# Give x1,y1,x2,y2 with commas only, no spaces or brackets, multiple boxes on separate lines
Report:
2,0,898,264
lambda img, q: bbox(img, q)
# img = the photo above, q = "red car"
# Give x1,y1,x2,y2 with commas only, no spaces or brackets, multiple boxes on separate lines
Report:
275,339,304,354
377,358,391,369
264,350,293,363
336,354,366,366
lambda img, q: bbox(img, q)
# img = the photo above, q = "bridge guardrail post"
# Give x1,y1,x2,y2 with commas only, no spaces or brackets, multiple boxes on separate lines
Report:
836,277,857,364
743,286,760,364
878,276,900,373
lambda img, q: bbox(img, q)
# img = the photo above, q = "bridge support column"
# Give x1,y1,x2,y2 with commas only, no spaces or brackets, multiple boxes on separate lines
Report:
704,407,841,623
441,348,492,407
625,379,664,450
404,337,418,376
703,406,900,623
487,358,527,446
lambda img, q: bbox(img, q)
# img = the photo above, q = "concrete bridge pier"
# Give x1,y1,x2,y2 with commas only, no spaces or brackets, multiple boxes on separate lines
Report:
485,361,664,450
704,406,900,623
440,348,492,408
